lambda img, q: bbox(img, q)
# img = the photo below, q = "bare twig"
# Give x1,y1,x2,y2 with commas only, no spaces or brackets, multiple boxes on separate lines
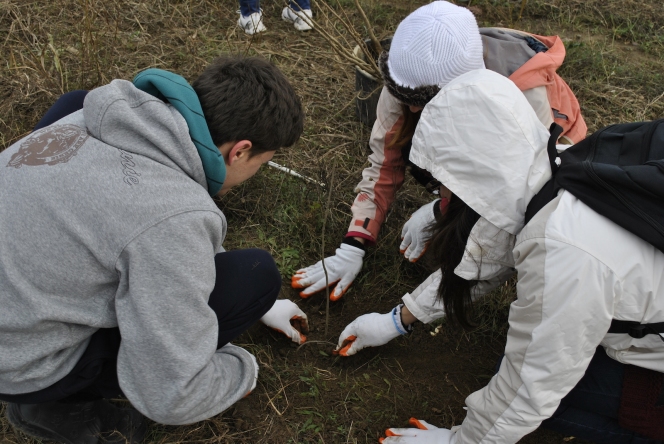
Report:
353,0,382,56
321,161,336,336
297,1,382,79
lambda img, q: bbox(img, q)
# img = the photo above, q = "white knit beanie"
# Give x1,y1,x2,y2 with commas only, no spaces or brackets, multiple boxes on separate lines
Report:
388,1,484,89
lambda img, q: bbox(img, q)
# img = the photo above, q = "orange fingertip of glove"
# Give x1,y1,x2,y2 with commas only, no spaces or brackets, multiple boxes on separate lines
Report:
329,286,347,302
298,334,307,343
336,335,357,356
408,418,427,430
299,290,313,299
385,429,399,437
291,277,305,289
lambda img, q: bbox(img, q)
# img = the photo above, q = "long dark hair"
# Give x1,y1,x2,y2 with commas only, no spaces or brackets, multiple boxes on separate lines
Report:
426,194,481,330
386,104,420,150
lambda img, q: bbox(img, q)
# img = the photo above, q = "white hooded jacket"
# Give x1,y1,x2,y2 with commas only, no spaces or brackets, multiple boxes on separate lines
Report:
408,70,664,443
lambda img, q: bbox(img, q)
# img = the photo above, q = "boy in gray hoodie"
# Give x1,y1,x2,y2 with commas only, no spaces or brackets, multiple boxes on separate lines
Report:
0,56,308,443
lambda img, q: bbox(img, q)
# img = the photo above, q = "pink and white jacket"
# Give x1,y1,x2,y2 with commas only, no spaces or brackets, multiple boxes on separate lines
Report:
347,29,587,244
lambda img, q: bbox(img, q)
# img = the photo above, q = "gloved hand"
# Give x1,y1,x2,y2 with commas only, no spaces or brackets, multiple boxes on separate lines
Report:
291,244,365,301
400,200,441,262
260,299,309,344
334,306,408,356
380,418,457,444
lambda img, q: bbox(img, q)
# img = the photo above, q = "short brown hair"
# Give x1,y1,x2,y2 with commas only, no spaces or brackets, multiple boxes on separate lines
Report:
193,56,304,155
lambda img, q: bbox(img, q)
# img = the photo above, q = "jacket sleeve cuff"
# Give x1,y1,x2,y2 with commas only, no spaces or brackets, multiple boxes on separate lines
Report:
345,231,376,247
341,236,367,251
402,293,436,324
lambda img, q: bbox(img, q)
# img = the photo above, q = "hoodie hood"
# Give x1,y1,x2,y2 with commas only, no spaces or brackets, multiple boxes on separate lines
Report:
83,79,208,191
410,69,551,235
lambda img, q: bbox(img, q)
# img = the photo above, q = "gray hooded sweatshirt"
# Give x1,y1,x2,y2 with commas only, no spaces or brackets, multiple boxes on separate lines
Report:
0,80,256,425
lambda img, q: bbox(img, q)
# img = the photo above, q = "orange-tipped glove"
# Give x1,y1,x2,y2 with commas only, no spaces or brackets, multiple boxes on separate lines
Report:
291,244,364,300
400,200,442,262
334,305,409,356
260,299,309,344
380,418,456,443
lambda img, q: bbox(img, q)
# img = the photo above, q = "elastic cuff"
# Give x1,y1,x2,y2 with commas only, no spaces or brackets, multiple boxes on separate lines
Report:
346,231,375,246
392,305,412,335
342,236,367,251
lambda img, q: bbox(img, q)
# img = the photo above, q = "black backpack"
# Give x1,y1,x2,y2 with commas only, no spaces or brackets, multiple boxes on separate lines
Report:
525,120,664,341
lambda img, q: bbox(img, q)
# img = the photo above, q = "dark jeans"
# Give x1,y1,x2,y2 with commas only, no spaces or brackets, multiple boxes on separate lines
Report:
239,0,310,16
33,90,89,131
540,347,663,444
1,249,280,404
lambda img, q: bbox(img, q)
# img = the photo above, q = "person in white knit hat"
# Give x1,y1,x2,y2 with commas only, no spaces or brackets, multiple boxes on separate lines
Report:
293,1,586,309
293,0,588,368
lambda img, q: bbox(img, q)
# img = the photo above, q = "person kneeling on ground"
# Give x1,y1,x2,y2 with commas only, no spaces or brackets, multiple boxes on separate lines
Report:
0,56,309,443
348,71,664,443
292,0,586,303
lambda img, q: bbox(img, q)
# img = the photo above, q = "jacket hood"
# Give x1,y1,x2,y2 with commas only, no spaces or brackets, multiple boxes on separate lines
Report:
410,69,551,235
83,79,207,190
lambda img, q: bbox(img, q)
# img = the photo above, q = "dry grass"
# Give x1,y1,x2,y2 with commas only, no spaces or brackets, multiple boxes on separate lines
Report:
1,0,663,442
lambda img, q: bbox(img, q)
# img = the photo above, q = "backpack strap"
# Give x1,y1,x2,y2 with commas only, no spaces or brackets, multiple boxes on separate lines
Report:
546,122,564,174
524,123,565,224
608,320,664,342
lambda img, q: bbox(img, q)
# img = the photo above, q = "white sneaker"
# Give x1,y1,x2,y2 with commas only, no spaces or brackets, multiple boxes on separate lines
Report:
238,10,267,35
282,7,313,31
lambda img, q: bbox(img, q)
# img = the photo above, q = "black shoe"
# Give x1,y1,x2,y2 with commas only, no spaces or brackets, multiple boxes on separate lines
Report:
6,399,147,444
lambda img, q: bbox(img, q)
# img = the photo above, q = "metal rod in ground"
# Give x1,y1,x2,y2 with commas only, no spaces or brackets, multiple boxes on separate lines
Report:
267,161,326,187
321,162,336,337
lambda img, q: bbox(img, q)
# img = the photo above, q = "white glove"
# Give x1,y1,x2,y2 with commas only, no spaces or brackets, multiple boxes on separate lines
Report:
400,200,440,262
291,244,365,300
334,306,408,356
260,299,309,345
382,418,457,444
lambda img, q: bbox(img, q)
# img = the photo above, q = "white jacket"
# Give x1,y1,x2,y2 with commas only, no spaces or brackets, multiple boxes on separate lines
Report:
408,70,664,443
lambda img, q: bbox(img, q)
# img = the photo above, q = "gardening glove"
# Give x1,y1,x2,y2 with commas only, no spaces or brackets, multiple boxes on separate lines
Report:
260,299,309,345
334,305,409,356
400,199,445,262
291,244,365,301
380,418,457,444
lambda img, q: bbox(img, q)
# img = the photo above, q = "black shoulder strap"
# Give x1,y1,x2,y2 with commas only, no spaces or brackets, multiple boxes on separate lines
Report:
524,123,564,225
546,122,564,175
608,320,664,342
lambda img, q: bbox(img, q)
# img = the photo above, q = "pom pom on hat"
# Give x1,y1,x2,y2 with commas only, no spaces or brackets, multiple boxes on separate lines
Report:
386,1,484,92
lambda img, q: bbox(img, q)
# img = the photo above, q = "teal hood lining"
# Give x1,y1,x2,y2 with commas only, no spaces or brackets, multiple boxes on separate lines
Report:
133,68,226,196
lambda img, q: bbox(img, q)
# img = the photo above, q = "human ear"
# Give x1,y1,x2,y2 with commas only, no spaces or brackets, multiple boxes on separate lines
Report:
228,140,253,165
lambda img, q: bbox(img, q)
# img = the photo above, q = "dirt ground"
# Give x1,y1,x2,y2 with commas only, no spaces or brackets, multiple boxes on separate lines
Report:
1,0,663,443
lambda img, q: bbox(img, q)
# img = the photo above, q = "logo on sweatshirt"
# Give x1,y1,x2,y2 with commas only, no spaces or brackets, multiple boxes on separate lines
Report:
6,125,88,168
118,149,141,186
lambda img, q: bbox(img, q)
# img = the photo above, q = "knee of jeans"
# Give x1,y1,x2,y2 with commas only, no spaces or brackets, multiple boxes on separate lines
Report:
61,90,89,105
251,249,282,292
